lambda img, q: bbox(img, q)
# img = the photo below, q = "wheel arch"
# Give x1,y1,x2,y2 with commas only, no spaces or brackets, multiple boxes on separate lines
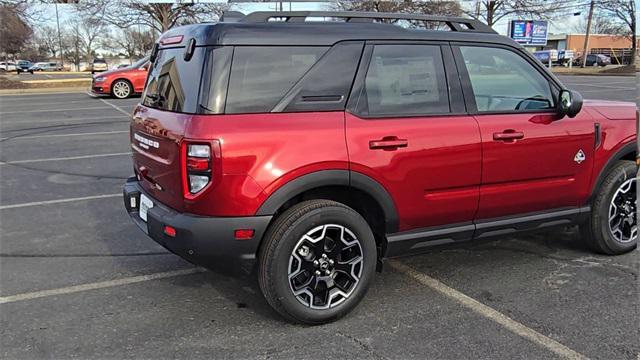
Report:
255,170,399,236
588,141,637,204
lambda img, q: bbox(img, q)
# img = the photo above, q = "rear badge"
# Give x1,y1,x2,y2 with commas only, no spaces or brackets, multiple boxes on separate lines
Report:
134,133,159,150
574,149,586,164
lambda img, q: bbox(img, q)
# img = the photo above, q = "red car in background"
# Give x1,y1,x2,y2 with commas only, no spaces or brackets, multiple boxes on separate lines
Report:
91,57,149,99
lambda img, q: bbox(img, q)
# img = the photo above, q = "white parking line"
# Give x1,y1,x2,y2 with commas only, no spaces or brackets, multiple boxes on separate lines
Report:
0,268,205,304
1,130,128,141
0,115,127,125
0,152,130,165
580,88,635,93
564,83,635,90
0,106,114,115
0,99,94,108
98,97,133,116
0,91,86,97
0,193,121,210
388,260,588,360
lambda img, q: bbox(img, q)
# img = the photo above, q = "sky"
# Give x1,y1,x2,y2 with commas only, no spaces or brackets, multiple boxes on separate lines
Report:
39,0,591,38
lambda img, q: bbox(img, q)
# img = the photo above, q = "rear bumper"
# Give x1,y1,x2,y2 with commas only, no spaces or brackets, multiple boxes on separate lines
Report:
123,177,272,274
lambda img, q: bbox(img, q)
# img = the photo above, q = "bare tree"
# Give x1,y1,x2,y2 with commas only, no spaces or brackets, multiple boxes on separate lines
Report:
76,0,228,34
76,15,105,64
104,28,154,64
35,25,61,58
334,0,462,29
336,0,463,17
63,22,83,71
571,13,625,34
0,4,33,63
597,0,636,63
465,0,587,28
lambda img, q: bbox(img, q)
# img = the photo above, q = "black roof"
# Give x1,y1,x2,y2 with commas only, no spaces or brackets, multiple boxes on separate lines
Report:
159,11,518,48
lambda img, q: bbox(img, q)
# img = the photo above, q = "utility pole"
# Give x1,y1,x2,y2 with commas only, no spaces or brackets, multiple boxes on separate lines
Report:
55,2,64,69
581,0,595,68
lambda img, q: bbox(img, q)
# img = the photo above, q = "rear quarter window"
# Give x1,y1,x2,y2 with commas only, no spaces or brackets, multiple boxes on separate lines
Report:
143,46,207,114
225,46,328,114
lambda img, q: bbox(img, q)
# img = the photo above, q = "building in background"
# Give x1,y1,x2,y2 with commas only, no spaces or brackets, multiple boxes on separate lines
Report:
538,34,637,65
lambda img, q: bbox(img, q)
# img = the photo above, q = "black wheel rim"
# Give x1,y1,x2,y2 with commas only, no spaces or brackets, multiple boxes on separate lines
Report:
288,224,363,309
608,178,637,243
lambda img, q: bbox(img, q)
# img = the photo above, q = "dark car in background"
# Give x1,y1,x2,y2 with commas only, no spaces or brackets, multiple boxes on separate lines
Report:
574,54,612,67
16,60,34,74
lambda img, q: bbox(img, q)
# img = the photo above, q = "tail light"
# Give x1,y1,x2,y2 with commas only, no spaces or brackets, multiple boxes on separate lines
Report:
182,141,220,198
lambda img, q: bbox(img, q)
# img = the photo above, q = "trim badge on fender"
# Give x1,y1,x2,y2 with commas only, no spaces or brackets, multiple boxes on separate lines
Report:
574,149,586,164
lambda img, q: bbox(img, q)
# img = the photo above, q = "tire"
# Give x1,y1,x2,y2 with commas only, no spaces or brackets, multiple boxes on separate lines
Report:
581,160,637,254
111,79,132,99
258,200,377,324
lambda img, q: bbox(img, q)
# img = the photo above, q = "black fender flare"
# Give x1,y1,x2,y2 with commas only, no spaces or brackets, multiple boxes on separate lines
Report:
587,141,636,204
255,170,399,233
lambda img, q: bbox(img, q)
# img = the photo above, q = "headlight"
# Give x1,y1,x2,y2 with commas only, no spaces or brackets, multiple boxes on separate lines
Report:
94,77,107,82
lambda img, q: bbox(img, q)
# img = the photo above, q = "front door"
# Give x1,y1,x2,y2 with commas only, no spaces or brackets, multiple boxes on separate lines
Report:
454,45,595,220
346,43,482,232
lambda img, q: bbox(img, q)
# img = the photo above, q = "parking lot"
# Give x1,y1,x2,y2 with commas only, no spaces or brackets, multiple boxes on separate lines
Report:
1,72,93,81
0,75,637,359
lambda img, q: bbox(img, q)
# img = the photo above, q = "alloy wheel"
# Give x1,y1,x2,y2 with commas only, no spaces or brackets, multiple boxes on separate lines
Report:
608,178,637,243
113,81,130,98
288,224,363,310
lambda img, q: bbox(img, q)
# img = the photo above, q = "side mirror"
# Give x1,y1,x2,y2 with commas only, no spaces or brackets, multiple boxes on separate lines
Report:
558,89,583,118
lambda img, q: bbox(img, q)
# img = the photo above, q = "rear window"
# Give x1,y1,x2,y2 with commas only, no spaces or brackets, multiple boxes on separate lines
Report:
142,47,207,113
225,46,328,114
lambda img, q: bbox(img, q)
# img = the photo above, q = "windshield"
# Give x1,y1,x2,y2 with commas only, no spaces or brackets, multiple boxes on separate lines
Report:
126,57,149,69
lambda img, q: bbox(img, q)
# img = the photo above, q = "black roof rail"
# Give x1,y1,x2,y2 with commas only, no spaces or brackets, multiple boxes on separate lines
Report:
241,11,496,34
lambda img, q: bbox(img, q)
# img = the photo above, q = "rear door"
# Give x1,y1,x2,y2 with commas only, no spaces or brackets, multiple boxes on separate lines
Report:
131,45,208,211
453,44,595,220
346,42,482,232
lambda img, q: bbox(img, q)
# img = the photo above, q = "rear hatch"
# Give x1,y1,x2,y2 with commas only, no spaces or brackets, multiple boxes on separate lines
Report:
130,40,210,211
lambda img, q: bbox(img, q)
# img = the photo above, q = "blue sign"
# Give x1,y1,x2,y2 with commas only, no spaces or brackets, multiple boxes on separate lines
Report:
510,20,548,46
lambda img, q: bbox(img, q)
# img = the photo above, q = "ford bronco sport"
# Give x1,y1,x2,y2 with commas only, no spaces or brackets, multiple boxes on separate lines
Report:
123,11,638,324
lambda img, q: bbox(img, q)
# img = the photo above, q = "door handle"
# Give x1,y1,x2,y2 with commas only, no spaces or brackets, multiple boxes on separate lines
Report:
369,137,408,150
493,130,524,141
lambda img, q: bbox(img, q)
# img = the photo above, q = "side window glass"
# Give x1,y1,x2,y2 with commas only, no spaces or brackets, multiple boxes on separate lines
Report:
226,46,328,114
460,46,555,112
358,44,450,116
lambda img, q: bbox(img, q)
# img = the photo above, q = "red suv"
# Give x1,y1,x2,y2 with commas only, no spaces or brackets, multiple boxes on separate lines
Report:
91,57,149,99
123,12,637,324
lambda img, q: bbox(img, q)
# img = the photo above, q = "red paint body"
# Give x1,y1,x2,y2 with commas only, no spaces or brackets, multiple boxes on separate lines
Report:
130,99,636,234
91,64,149,96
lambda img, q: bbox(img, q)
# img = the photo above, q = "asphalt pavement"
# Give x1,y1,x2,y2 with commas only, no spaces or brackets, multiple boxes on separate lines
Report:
2,72,93,81
0,75,638,359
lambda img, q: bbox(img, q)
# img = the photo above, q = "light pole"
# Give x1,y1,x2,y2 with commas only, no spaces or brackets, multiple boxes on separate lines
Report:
55,1,64,69
581,0,595,68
